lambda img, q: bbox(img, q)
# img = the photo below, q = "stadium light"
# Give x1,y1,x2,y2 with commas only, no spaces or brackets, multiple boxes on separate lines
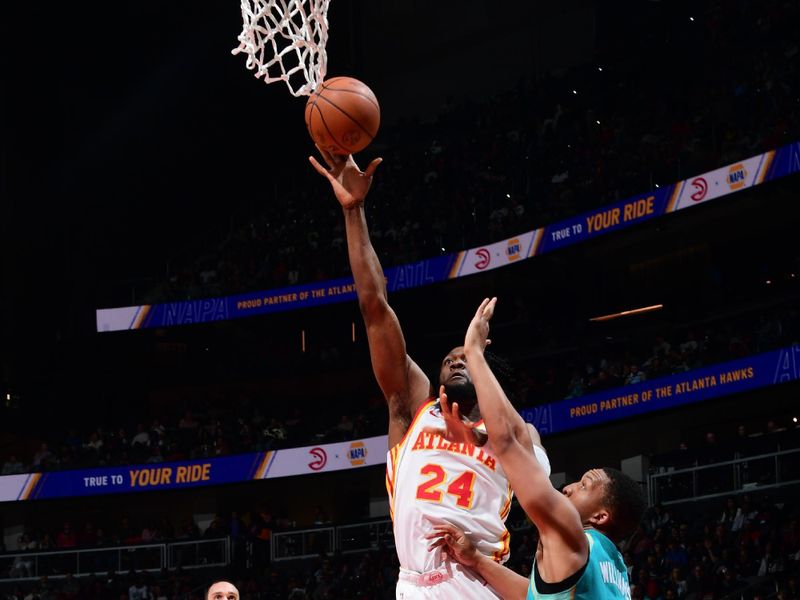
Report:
589,304,664,322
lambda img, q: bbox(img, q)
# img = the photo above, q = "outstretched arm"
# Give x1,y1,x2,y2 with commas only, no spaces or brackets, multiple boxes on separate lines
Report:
310,149,430,447
464,298,587,581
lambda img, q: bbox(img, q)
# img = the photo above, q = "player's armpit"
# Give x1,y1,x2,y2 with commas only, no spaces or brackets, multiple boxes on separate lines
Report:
526,423,543,448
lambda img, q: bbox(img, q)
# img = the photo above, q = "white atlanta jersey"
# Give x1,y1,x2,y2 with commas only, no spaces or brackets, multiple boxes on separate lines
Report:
386,399,515,578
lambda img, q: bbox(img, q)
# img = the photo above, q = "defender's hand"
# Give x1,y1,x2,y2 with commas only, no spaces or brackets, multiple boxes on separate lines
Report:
423,386,487,447
309,145,382,210
465,297,496,355
426,522,481,568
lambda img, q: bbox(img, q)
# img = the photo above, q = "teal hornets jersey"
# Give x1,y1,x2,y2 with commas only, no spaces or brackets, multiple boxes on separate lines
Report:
527,529,631,600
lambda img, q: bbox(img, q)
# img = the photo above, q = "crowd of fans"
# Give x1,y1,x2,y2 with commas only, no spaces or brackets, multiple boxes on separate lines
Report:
140,0,799,306
534,303,800,404
2,478,799,598
0,501,400,598
0,402,383,476
2,507,287,579
2,297,797,477
1,548,403,599
624,494,799,599
652,422,800,472
500,491,800,600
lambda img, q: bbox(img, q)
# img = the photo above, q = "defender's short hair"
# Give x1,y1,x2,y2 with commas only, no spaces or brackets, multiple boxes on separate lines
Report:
601,467,647,542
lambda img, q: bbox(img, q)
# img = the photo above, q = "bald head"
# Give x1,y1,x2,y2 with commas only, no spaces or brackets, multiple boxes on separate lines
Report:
207,581,239,600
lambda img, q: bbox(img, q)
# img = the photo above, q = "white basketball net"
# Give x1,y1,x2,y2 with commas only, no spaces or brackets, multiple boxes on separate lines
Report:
232,0,330,97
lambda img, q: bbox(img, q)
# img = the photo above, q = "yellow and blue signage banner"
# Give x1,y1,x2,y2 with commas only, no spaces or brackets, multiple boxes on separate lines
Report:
0,436,388,503
97,142,799,332
2,347,798,502
521,344,800,435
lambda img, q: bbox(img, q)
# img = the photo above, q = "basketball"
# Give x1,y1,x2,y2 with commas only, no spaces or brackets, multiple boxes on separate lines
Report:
305,77,380,155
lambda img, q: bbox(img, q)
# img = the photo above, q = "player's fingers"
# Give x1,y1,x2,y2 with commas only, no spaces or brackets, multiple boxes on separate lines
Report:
364,157,383,178
426,538,447,551
474,297,491,320
308,156,334,181
345,153,360,170
450,402,474,430
439,386,451,414
484,297,497,319
432,523,459,536
314,144,337,169
327,147,349,171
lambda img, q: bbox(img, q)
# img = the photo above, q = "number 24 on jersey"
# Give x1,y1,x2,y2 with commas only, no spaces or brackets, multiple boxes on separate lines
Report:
415,464,476,509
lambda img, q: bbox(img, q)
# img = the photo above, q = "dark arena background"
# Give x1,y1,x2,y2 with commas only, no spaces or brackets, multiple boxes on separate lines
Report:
2,0,800,599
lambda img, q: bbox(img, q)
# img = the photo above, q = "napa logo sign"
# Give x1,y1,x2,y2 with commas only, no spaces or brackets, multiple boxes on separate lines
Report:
506,238,522,262
727,163,748,190
348,441,368,466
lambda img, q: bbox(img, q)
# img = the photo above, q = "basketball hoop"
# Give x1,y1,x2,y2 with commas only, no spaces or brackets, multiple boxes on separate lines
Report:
232,0,330,97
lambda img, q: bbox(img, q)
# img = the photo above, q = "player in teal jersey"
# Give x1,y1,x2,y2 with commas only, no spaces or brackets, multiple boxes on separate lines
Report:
426,298,646,599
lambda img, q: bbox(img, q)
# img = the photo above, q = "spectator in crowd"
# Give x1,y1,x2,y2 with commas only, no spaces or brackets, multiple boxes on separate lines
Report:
55,523,77,549
2,455,25,475
60,573,80,600
719,496,745,532
9,534,37,578
128,574,152,600
31,444,53,470
131,424,151,448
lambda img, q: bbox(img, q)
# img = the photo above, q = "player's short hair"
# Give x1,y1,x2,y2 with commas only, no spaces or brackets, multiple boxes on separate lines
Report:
206,580,238,599
600,467,646,542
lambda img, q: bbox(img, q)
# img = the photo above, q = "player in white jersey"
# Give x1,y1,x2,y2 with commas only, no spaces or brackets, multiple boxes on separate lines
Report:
427,299,647,600
311,149,549,598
